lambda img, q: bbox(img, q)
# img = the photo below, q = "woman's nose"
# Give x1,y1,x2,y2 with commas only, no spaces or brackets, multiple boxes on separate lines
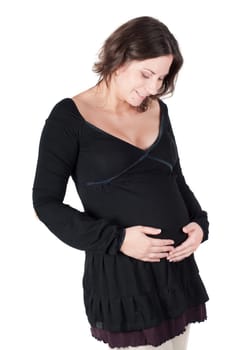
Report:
146,79,161,95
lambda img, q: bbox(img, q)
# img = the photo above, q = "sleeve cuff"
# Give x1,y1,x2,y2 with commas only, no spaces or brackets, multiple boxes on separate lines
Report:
192,211,209,243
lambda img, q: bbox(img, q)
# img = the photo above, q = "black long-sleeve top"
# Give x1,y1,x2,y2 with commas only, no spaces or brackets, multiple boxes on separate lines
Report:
32,98,209,333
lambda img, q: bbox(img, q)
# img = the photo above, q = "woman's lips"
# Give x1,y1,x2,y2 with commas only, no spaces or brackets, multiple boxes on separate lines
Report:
136,91,146,100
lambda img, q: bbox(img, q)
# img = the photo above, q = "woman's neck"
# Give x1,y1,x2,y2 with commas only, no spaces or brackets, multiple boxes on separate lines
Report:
90,79,136,116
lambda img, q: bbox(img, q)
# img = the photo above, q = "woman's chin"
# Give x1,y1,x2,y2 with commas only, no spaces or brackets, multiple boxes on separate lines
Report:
128,98,143,107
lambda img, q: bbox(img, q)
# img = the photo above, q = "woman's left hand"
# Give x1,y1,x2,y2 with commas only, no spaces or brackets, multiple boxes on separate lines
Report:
167,222,204,262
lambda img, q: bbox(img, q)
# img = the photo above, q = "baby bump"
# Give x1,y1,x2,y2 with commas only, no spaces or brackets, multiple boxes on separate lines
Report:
82,175,190,246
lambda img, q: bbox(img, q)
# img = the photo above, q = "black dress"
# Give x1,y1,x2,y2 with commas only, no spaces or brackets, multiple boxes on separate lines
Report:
32,98,209,347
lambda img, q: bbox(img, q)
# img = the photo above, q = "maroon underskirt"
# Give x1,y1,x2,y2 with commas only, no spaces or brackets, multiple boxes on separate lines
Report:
91,304,207,348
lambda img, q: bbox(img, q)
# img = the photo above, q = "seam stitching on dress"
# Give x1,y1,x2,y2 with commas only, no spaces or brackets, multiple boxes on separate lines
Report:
147,155,173,171
86,152,149,186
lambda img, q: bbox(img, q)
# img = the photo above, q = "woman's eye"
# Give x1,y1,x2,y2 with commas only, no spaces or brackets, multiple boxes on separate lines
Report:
142,73,150,79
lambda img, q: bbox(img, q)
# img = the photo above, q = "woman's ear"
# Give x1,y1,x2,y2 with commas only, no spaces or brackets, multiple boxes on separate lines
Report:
115,63,128,76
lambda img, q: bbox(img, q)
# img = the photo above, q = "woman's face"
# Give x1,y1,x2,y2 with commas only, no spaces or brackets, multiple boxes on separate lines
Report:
114,55,173,106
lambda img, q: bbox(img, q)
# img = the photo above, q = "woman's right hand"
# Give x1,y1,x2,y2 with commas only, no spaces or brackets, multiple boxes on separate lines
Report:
120,225,174,262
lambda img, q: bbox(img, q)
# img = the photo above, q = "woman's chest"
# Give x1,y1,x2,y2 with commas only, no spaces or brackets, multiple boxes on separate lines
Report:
73,99,161,151
73,123,177,187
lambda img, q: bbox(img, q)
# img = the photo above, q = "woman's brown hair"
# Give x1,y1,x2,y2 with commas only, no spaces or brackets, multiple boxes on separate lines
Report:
93,16,183,112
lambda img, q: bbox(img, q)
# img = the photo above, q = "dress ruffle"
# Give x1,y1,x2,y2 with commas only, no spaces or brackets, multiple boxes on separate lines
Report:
91,304,207,348
83,253,209,332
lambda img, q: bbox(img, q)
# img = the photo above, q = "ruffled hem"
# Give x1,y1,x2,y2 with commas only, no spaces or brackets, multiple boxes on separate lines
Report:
91,303,207,348
84,253,209,332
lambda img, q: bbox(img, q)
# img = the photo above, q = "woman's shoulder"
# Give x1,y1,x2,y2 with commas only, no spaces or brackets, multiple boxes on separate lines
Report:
71,88,99,114
46,96,85,128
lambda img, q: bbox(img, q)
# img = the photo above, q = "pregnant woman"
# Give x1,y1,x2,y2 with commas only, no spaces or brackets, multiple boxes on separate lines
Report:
32,16,209,350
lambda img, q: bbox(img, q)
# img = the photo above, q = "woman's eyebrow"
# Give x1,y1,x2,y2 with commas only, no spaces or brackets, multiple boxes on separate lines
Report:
144,68,169,77
144,68,156,75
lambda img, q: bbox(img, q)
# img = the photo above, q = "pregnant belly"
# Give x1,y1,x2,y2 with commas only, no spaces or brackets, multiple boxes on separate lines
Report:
82,175,190,246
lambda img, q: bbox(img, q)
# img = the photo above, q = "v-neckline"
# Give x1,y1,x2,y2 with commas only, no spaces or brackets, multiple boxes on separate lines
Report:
68,97,164,153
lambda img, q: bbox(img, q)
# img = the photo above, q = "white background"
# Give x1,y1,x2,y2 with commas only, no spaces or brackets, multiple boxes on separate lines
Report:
1,0,231,349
